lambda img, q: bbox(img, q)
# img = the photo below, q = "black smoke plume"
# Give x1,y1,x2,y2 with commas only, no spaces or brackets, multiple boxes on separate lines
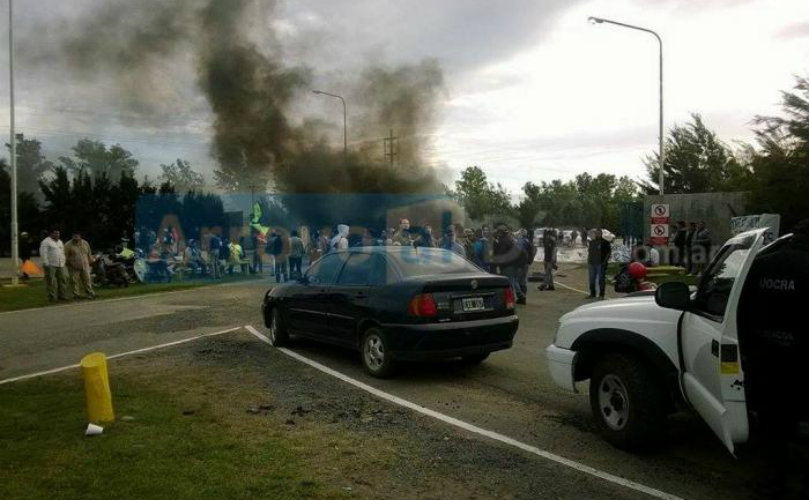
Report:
22,0,447,221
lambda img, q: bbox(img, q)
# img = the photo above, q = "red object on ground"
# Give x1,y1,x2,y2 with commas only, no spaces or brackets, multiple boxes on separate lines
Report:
628,262,647,279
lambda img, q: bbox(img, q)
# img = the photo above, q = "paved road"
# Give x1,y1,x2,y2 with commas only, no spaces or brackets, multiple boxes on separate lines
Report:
0,265,784,499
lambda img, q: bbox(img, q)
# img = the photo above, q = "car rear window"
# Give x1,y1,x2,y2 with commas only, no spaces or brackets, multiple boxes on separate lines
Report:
389,247,480,277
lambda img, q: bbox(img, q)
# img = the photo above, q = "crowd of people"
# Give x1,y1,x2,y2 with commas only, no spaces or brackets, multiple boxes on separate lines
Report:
28,217,624,304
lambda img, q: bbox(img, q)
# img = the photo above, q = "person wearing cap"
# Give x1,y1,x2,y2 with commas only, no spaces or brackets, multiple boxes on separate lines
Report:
64,231,95,299
40,228,69,301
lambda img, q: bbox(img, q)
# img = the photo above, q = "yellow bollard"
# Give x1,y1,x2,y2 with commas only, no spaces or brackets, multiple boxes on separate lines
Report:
80,352,115,423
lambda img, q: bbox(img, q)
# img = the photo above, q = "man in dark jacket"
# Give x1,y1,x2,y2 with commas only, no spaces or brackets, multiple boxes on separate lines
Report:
587,229,611,299
540,229,557,291
268,230,289,283
493,224,526,304
684,222,696,273
691,221,711,275
673,220,687,267
738,219,809,496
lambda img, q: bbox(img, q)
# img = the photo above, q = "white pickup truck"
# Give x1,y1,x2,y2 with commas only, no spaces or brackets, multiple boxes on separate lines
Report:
546,227,793,453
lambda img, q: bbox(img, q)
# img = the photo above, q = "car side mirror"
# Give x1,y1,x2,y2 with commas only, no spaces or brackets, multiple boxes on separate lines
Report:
655,281,691,311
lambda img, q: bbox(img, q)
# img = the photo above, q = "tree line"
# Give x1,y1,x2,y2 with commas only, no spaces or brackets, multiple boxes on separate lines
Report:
2,74,807,255
450,74,809,233
0,136,223,256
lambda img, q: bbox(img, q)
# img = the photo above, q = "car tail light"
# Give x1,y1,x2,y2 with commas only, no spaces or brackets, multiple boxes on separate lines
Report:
504,287,515,310
407,293,438,317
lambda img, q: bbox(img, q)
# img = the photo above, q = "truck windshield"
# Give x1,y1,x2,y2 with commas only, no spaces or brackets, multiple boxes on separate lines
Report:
693,242,752,320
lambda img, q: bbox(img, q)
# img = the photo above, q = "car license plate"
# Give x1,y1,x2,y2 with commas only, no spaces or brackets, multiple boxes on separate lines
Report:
462,297,485,312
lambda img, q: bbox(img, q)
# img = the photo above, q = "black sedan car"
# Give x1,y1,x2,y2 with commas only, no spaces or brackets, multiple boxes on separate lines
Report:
262,246,519,377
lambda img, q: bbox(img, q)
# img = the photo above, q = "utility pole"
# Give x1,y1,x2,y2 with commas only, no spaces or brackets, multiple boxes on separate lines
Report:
588,16,664,196
8,0,18,286
383,129,398,167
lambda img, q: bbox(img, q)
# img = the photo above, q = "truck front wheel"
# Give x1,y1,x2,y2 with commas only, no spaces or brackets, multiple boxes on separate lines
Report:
589,353,667,451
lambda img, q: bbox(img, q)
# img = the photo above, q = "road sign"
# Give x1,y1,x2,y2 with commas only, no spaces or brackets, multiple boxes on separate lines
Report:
651,204,669,218
651,224,669,238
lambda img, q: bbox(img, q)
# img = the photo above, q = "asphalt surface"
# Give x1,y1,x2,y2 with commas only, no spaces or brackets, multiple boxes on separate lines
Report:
1,265,802,499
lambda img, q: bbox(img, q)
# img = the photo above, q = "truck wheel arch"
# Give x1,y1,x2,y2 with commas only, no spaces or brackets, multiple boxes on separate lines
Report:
571,328,681,409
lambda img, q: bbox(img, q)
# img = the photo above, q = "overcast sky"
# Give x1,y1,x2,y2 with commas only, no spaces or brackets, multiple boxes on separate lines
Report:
1,0,808,195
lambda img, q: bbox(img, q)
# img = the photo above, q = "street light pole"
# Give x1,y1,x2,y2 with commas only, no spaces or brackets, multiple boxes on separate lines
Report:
312,90,347,167
588,16,665,196
8,0,18,285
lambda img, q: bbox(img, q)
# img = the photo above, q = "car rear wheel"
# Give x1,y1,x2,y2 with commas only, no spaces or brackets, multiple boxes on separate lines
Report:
589,353,667,451
268,308,290,347
361,328,396,378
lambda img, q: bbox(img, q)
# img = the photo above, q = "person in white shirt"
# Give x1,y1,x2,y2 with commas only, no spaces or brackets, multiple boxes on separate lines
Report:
39,228,69,301
329,224,349,252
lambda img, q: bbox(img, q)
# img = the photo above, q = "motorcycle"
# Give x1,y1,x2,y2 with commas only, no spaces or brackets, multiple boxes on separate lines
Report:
91,252,130,287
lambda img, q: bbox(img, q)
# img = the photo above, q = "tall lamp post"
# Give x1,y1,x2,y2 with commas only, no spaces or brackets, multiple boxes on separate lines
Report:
588,16,665,196
312,89,347,167
8,0,18,286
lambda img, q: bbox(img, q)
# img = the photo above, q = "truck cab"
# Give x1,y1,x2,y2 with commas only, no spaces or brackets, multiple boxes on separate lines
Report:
546,228,784,453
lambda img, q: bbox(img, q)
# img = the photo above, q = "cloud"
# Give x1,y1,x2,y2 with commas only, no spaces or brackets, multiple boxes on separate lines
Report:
776,22,809,40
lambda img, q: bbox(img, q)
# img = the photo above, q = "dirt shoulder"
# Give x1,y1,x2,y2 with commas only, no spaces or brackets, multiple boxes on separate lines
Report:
1,331,646,500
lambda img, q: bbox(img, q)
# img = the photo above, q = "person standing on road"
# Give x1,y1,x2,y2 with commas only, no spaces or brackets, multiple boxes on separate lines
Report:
64,231,95,299
738,219,809,497
414,223,436,248
208,232,223,279
670,221,685,267
392,218,414,247
473,225,494,272
587,229,611,299
440,225,466,256
493,224,526,305
269,229,289,283
462,228,475,259
516,228,533,299
691,221,711,275
40,228,69,302
684,222,696,273
330,224,350,252
227,238,248,274
540,229,557,291
288,230,305,280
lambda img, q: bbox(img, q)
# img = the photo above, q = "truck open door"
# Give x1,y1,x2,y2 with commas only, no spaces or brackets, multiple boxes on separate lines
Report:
678,228,768,453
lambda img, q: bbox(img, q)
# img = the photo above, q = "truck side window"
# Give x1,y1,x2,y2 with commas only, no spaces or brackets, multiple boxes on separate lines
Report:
693,244,751,321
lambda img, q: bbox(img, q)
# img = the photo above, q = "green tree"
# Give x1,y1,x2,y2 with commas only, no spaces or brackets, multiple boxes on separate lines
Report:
61,139,138,180
0,159,41,256
452,166,513,220
643,113,750,194
745,75,809,232
4,133,54,198
515,173,638,230
515,182,543,228
159,159,205,193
